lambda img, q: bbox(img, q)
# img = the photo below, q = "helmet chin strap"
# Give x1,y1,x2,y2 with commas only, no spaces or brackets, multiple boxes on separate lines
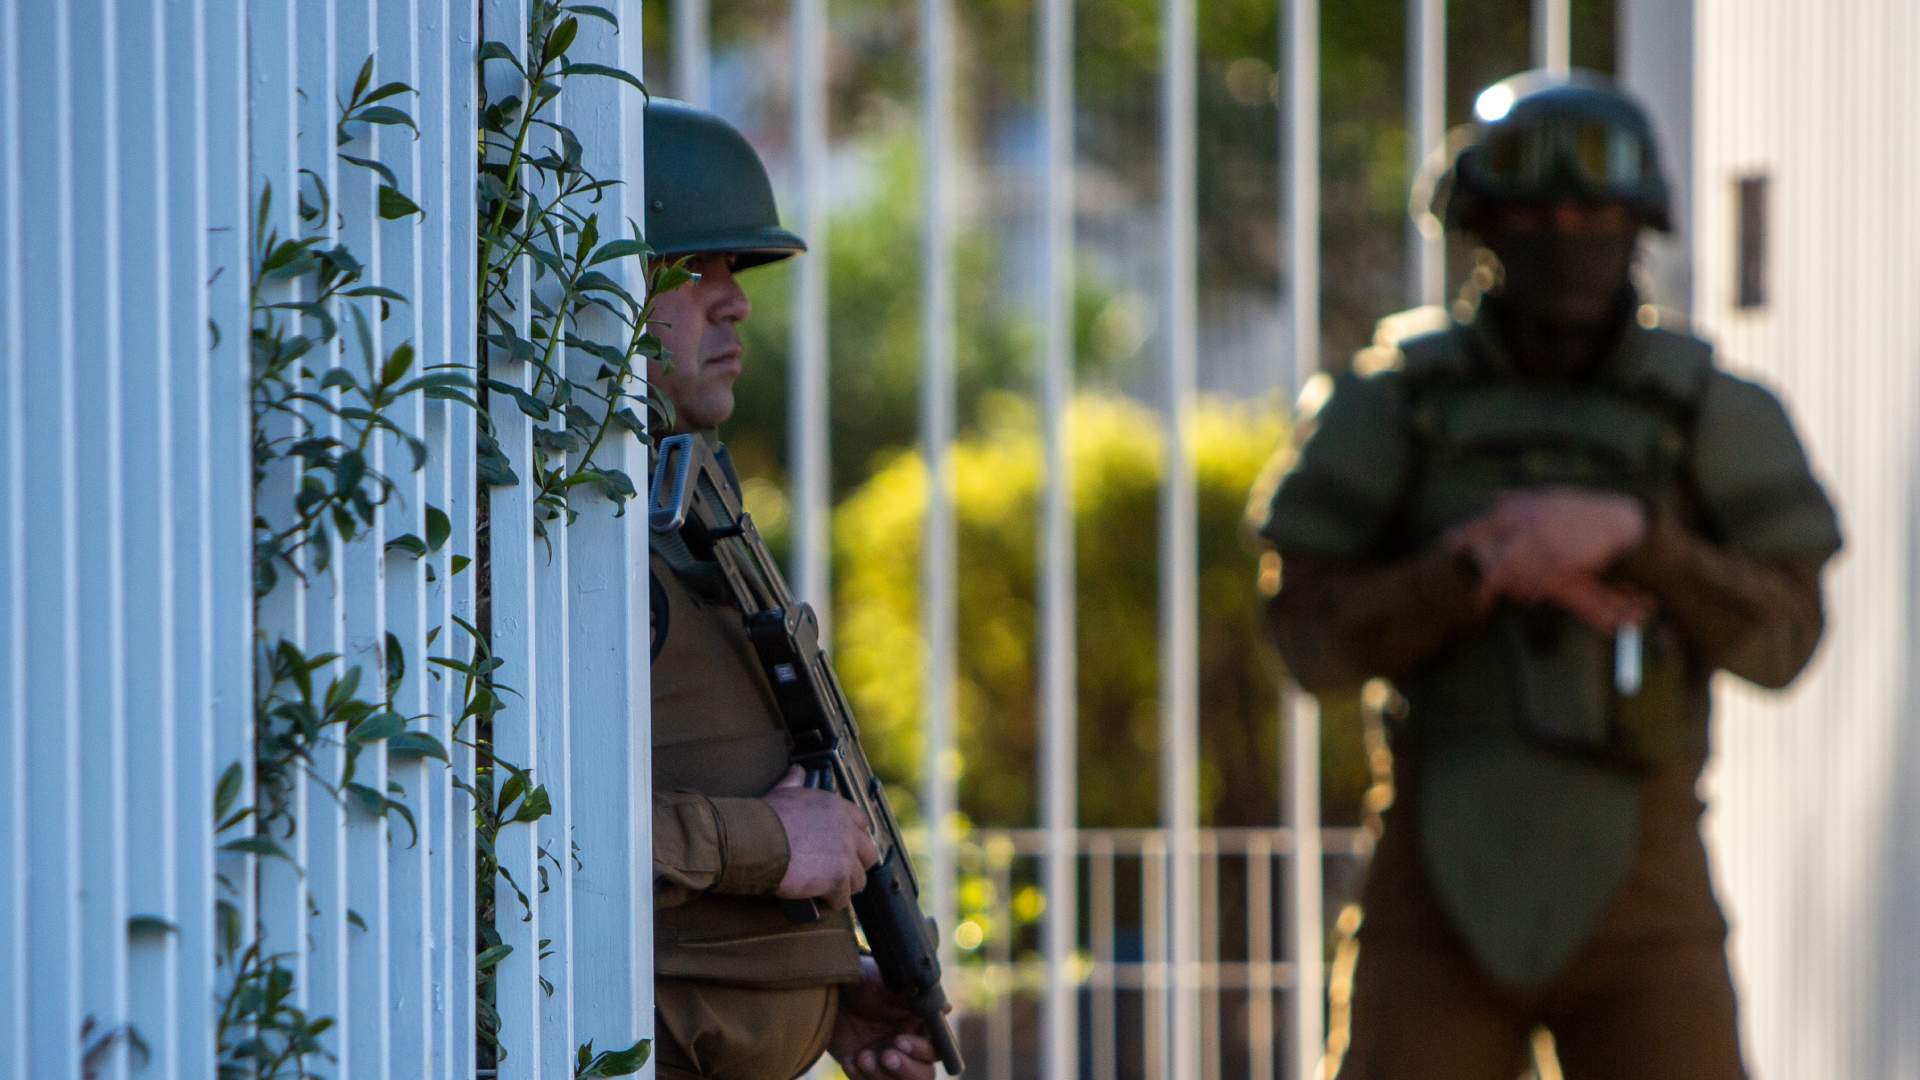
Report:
1483,230,1639,379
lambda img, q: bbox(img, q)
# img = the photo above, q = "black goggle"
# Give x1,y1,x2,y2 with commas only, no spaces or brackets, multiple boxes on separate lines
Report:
1473,118,1656,198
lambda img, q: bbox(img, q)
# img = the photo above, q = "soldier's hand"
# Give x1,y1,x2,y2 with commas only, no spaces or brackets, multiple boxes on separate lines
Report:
1538,575,1657,634
765,766,880,910
828,956,944,1080
1477,487,1647,599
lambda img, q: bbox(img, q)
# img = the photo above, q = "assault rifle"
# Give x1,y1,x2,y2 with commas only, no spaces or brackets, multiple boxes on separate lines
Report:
648,433,964,1076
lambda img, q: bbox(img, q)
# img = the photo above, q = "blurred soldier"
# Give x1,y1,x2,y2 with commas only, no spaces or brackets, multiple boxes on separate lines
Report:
643,98,940,1080
1256,72,1841,1078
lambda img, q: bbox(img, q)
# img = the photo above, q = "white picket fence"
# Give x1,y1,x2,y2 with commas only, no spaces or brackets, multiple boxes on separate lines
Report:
3,1,652,1077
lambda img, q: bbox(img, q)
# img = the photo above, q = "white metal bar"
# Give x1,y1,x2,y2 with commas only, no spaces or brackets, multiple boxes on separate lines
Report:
480,3,544,1072
374,0,434,1073
1142,838,1166,1080
1091,841,1116,1080
1248,836,1277,1080
1285,1,1327,1078
563,5,653,1060
1200,836,1221,1080
990,861,1015,1080
120,0,181,1071
1409,0,1446,306
0,0,26,1070
248,0,314,1031
1038,0,1079,1075
20,2,84,1071
199,1,253,1071
1159,0,1202,1075
1534,0,1571,75
332,4,391,1068
66,0,133,1072
919,0,959,997
441,3,481,1073
791,0,831,632
671,0,710,107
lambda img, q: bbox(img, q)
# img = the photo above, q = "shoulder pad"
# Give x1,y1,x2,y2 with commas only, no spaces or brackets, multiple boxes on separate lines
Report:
1690,372,1843,559
1615,326,1715,407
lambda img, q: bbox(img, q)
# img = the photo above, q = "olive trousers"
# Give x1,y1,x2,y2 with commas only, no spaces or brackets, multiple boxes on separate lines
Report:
653,979,839,1080
1332,765,1746,1080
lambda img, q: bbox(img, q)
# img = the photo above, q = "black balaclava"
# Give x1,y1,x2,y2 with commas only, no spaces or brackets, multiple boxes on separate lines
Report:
1481,225,1638,380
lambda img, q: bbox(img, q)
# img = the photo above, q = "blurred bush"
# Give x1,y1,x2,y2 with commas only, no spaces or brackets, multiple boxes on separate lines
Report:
830,390,1370,830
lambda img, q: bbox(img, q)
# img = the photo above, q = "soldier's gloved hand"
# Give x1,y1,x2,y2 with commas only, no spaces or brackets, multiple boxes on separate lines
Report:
1473,487,1647,599
764,766,880,910
828,956,945,1080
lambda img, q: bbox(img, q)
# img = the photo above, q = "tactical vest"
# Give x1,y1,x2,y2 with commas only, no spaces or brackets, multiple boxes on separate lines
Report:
1390,320,1715,768
651,553,864,989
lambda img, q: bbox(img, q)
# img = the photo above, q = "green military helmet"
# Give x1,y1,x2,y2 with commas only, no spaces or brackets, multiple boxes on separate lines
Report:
643,98,806,270
1441,69,1671,234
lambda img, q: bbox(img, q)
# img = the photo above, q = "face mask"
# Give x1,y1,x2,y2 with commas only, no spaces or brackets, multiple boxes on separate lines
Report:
1485,228,1637,328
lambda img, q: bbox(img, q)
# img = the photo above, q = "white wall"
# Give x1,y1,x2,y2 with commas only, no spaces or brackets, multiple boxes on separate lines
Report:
1629,0,1920,1074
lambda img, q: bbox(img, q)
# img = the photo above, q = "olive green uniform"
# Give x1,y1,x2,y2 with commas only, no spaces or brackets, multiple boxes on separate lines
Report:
651,552,864,1079
1259,309,1840,1078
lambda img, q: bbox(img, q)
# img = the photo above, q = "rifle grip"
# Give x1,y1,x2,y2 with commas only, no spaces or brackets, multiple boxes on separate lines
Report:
782,897,823,924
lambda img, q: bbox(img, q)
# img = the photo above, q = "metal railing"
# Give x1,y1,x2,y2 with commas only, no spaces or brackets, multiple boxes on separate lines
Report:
946,827,1372,1080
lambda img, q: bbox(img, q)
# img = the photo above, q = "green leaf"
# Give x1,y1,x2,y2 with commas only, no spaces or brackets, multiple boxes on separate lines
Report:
343,285,408,303
562,62,646,96
360,80,414,105
347,909,369,932
347,711,408,746
388,533,428,557
576,1038,651,1077
350,53,375,103
543,17,580,64
426,505,451,551
452,554,472,575
588,238,652,266
476,944,513,970
477,431,520,487
324,666,365,713
478,40,522,69
214,762,244,822
378,185,424,220
340,153,398,188
221,836,299,868
563,5,620,29
387,731,450,763
512,784,553,823
352,105,419,135
380,341,416,387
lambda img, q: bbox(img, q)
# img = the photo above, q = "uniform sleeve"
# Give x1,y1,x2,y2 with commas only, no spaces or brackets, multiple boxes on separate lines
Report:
1257,370,1476,691
653,789,792,909
1615,372,1841,690
1265,548,1488,694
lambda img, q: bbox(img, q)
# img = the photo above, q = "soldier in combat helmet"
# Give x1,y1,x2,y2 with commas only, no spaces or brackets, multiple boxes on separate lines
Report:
1256,71,1841,1078
642,98,942,1080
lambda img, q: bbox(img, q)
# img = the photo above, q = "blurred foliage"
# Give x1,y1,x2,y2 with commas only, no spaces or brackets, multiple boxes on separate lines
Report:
830,391,1370,829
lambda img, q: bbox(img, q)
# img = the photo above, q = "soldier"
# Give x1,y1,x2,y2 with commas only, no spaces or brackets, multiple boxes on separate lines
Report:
642,98,941,1080
1256,72,1841,1078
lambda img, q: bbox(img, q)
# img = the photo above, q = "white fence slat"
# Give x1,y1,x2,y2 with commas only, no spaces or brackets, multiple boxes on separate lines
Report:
1408,0,1445,306
376,0,437,1073
248,0,316,1021
20,1,85,1070
534,437,577,1078
562,5,652,1057
70,0,134,1071
119,0,183,1072
1283,2,1326,1077
791,0,831,630
334,4,397,1071
1038,0,1079,1073
672,0,711,107
918,0,960,1009
1159,0,1201,1075
1533,0,1572,75
199,1,254,1072
440,3,481,1075
0,0,29,1072
480,3,547,1071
